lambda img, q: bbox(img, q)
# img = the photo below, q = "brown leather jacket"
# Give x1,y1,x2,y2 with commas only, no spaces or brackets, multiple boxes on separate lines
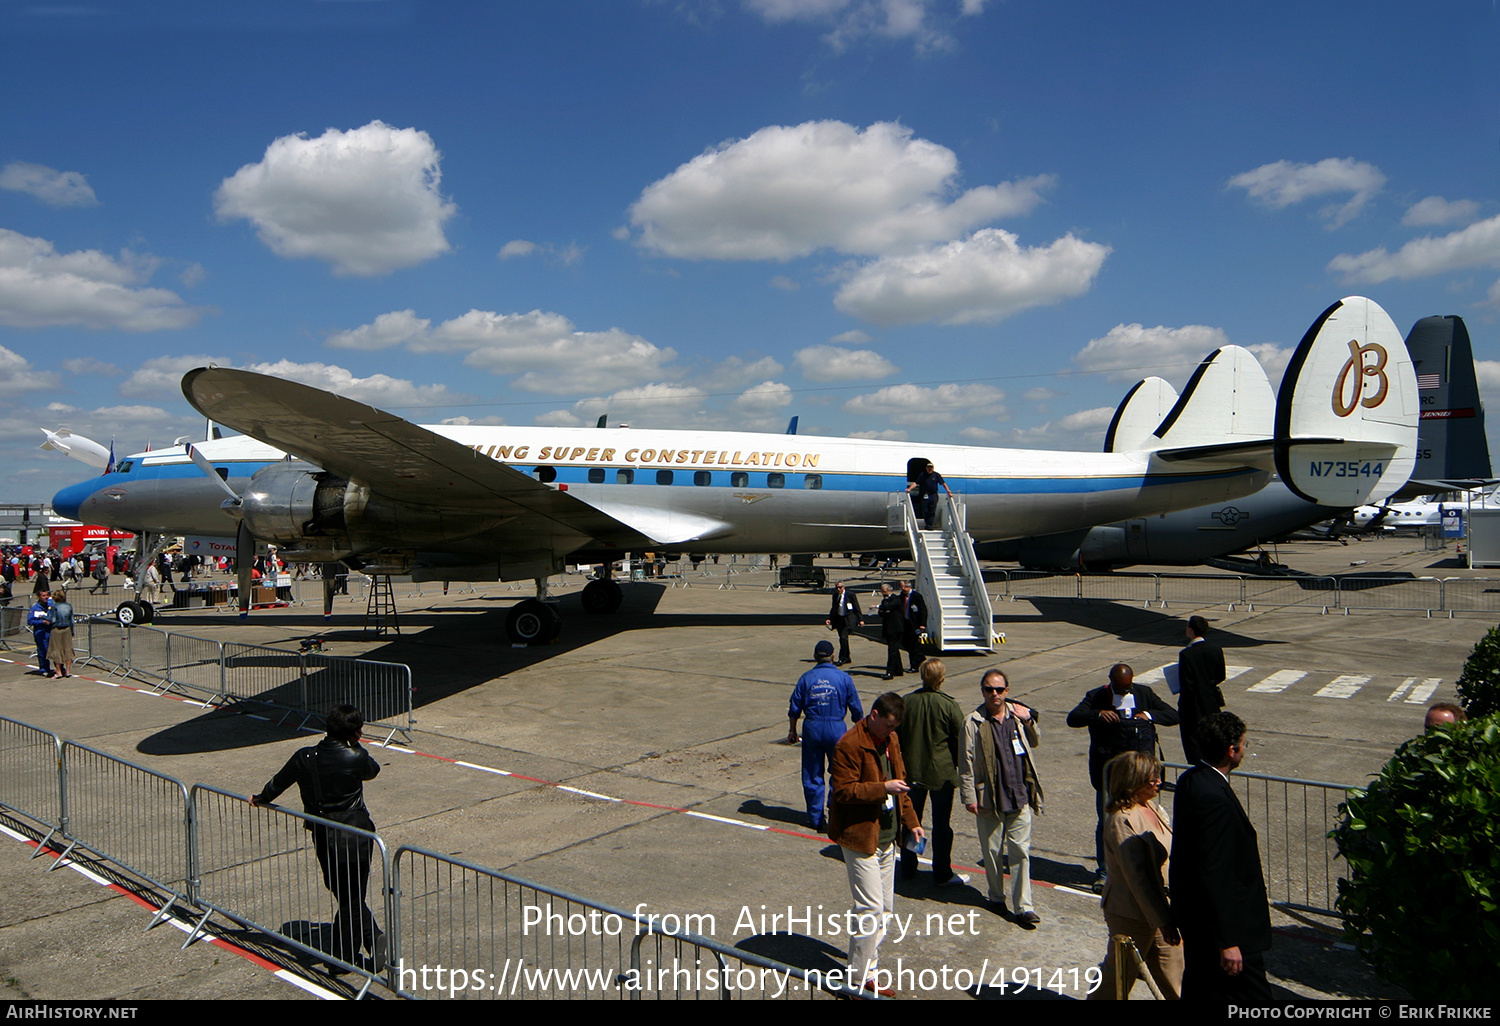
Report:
827,717,920,855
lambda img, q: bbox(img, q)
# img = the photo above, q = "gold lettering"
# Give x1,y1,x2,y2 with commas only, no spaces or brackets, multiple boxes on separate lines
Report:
704,451,717,464
746,452,761,466
601,448,615,461
538,446,552,460
761,451,774,465
624,448,640,462
514,446,529,460
641,449,656,462
570,447,586,461
586,447,599,461
1332,339,1390,417
656,449,673,463
773,453,783,466
731,450,742,464
495,445,513,460
803,453,820,468
690,450,704,463
675,451,689,464
784,453,800,468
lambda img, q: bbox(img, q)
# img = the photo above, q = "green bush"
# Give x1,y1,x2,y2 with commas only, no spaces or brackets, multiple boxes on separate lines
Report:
1456,625,1500,718
1333,717,1500,1000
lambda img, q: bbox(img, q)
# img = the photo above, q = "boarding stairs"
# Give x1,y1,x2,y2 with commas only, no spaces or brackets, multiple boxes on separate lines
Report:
888,493,995,653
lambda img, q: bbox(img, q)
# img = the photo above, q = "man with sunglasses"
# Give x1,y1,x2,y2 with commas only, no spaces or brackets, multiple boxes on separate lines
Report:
959,669,1044,927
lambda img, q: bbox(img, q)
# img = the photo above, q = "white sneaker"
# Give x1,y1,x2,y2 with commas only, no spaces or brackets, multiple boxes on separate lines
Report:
937,872,971,887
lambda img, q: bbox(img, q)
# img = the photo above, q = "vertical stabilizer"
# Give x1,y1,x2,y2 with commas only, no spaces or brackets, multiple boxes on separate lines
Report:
1148,345,1275,449
1275,296,1418,505
1406,315,1493,488
1104,377,1179,452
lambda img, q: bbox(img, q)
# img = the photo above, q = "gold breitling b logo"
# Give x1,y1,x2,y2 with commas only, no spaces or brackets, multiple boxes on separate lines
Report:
1332,339,1389,417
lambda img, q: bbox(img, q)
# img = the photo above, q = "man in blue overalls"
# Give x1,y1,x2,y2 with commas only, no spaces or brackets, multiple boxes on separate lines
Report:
788,639,864,831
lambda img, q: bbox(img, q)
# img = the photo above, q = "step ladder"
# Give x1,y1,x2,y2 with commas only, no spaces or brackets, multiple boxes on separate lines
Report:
887,492,995,653
363,574,401,635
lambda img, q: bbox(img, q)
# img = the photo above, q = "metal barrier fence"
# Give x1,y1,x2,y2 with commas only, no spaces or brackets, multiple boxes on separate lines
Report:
74,624,414,742
1162,763,1356,917
0,605,24,648
57,741,193,919
391,846,863,1000
992,570,1500,616
189,784,391,998
0,716,63,846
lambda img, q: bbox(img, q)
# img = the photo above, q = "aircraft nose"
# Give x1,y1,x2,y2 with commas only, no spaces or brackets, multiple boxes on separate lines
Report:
51,477,107,521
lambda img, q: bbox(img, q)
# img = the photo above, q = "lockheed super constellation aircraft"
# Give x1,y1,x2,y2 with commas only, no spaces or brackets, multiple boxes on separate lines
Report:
52,296,1418,643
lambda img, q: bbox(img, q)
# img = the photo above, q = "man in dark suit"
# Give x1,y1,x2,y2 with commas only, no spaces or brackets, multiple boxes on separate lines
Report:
1177,615,1226,765
898,579,928,673
824,580,863,666
877,583,904,680
1066,663,1179,886
1170,711,1273,1003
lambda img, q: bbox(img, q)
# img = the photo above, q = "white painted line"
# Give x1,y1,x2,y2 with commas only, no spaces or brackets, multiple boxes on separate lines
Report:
1314,675,1371,700
557,786,621,802
275,968,343,1000
1247,670,1307,694
1405,678,1442,705
1134,666,1167,684
456,761,513,776
685,811,768,830
1225,665,1251,680
1052,885,1095,898
1387,679,1414,702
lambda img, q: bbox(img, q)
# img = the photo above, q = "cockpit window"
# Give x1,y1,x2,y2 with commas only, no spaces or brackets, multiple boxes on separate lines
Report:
117,460,133,474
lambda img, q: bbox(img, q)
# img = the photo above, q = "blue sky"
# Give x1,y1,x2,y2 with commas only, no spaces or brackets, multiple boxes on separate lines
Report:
4,0,1499,502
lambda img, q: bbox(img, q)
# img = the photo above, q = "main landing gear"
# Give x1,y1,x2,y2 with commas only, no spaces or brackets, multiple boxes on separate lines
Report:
504,564,623,645
115,600,155,626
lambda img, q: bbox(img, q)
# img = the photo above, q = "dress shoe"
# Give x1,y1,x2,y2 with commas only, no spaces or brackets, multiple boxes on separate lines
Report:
1015,910,1041,928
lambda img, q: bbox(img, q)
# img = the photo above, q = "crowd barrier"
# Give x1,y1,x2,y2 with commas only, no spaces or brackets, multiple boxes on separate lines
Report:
390,846,863,1000
189,784,392,997
0,715,854,1000
73,622,413,743
0,716,63,848
1162,762,1355,918
992,571,1500,616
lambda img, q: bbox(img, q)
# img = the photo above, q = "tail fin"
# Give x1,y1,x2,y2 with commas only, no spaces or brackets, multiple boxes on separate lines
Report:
1104,377,1178,452
1403,315,1494,493
1147,345,1275,449
1275,296,1418,505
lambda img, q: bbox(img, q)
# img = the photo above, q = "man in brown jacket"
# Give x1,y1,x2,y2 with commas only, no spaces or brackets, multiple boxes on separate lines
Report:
828,692,925,992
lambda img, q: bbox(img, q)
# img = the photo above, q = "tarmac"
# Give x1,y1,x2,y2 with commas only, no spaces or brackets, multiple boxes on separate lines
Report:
0,534,1484,1001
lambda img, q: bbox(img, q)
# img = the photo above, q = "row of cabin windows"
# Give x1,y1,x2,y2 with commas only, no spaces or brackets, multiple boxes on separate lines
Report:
541,466,823,489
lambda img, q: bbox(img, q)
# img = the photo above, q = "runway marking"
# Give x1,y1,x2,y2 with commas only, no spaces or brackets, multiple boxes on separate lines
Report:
1314,674,1371,700
557,786,621,802
1246,670,1307,694
1395,677,1443,705
686,811,768,829
1226,665,1252,680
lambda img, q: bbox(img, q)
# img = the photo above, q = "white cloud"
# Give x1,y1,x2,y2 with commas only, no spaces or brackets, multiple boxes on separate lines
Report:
0,229,206,331
326,309,431,350
1227,157,1385,228
1403,196,1480,228
179,262,206,287
214,120,456,277
958,426,1000,442
1022,387,1058,402
745,0,989,52
533,410,584,427
327,307,677,393
498,239,538,259
834,228,1109,326
1485,280,1500,310
1475,359,1500,390
769,275,800,291
0,161,98,207
1004,406,1114,449
0,346,61,395
1072,322,1230,385
1327,213,1500,284
830,329,872,344
1242,343,1292,388
843,382,1007,427
118,353,462,410
794,344,898,382
701,354,785,390
630,121,1052,260
731,380,793,414
120,354,231,398
849,428,910,441
61,357,121,376
440,414,506,426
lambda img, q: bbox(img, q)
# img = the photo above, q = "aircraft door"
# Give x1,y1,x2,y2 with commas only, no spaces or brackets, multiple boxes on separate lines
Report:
1125,519,1148,560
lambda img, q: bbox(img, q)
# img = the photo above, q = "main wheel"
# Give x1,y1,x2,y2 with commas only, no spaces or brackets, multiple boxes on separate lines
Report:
580,579,623,614
137,601,155,624
115,600,145,626
506,599,561,644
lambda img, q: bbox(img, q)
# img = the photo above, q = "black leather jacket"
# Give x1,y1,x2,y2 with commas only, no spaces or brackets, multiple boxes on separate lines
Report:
255,736,380,828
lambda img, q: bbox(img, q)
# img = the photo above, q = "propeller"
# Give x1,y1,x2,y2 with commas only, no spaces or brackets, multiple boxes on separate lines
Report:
183,443,254,617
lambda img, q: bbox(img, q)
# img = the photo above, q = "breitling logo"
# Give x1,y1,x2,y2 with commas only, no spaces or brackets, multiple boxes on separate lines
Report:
734,493,771,504
1211,506,1250,526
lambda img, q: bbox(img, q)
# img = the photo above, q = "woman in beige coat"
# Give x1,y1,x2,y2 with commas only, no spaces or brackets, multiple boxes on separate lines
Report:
1089,751,1182,1000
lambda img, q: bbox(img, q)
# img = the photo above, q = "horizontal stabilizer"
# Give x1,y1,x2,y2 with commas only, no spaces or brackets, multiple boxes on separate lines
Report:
1275,297,1418,505
1104,378,1178,453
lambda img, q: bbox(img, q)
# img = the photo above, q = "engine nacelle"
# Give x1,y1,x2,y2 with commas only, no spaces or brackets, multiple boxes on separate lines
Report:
237,461,507,560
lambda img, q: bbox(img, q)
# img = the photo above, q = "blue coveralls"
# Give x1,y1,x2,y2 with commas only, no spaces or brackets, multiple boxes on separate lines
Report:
788,663,863,829
27,598,52,675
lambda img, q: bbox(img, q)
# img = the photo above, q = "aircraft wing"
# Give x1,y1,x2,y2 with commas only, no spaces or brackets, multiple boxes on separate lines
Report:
181,367,671,549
